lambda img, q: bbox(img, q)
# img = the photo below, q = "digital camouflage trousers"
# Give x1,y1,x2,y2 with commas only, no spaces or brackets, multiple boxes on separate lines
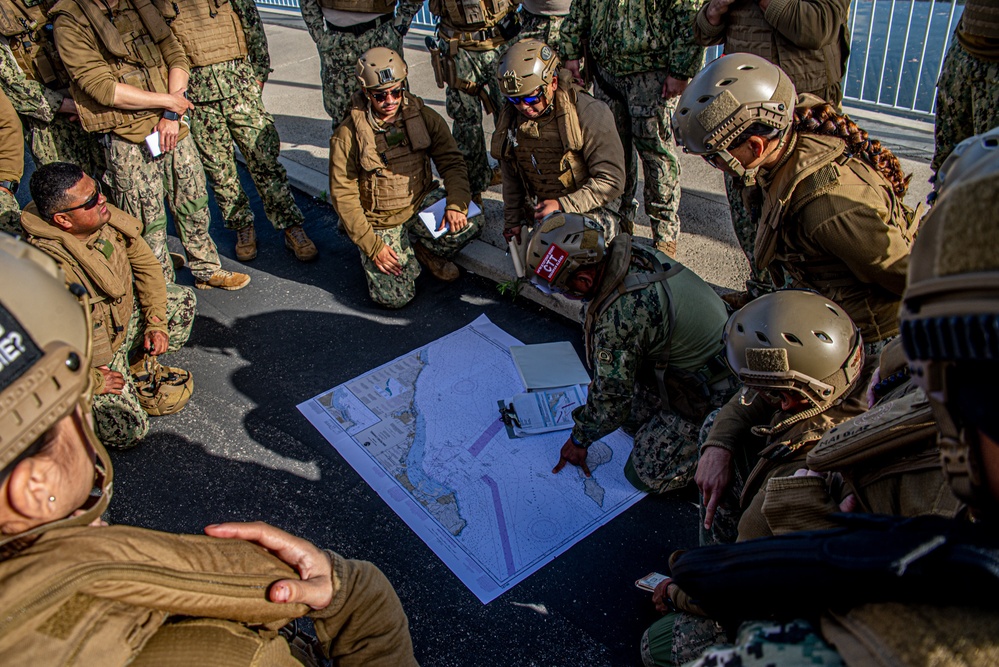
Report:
103,133,222,283
360,187,482,308
93,283,196,449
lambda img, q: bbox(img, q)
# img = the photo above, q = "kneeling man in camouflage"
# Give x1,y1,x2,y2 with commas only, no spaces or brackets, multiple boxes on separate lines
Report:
20,162,196,449
329,47,481,308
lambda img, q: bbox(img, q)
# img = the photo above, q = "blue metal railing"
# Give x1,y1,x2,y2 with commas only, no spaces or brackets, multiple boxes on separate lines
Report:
258,0,964,120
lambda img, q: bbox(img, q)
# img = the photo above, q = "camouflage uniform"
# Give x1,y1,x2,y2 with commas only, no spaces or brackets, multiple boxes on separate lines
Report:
94,282,196,449
183,0,305,233
438,44,507,195
572,238,736,493
517,9,566,46
561,0,703,250
103,134,222,283
0,26,105,177
641,611,727,667
932,22,999,171
684,620,844,667
724,173,771,295
360,187,482,308
299,0,422,126
0,86,20,235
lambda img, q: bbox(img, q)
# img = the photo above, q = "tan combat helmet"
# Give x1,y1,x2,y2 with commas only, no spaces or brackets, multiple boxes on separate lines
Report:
525,213,605,293
356,47,408,90
496,39,559,97
725,290,864,429
901,126,999,511
673,53,796,186
0,235,113,552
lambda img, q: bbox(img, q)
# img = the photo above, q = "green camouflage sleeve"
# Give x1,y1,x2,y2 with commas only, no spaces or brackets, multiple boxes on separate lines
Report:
666,0,705,80
231,0,272,82
570,291,655,446
299,0,327,45
395,0,423,32
559,0,590,62
0,40,62,122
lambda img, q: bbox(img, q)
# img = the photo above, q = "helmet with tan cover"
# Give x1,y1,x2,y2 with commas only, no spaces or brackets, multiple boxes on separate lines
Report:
673,54,796,186
356,47,408,90
496,39,559,97
0,235,113,554
901,126,999,511
525,213,605,293
725,290,864,415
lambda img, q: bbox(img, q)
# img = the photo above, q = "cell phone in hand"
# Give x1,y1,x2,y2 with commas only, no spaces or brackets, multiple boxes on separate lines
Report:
635,572,669,592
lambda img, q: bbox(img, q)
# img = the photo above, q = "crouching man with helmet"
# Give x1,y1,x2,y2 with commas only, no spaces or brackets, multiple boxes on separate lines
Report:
329,47,481,308
526,213,738,493
491,39,625,244
19,161,196,450
0,235,418,666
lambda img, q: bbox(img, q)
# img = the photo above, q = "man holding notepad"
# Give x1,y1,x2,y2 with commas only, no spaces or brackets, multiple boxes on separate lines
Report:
329,47,482,308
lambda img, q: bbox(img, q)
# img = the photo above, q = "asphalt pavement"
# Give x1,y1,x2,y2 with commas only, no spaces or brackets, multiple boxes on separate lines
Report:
16,12,938,667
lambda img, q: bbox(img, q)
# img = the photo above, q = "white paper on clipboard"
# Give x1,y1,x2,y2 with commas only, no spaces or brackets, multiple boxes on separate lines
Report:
418,198,483,238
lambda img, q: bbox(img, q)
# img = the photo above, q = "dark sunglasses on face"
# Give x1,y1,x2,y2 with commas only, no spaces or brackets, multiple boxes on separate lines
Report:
370,87,404,103
58,181,102,214
506,89,543,106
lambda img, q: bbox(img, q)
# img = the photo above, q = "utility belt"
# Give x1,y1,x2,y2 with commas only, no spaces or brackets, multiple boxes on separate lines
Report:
425,17,519,115
325,11,392,35
437,11,519,49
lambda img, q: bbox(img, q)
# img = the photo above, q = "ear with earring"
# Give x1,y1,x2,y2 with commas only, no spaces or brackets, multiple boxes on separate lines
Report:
48,496,56,503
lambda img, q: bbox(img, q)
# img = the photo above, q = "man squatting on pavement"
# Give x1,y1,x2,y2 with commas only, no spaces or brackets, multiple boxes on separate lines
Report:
156,0,318,263
492,39,626,245
50,0,250,290
525,212,740,494
20,162,196,451
426,0,519,198
329,47,481,309
300,0,421,126
0,235,420,667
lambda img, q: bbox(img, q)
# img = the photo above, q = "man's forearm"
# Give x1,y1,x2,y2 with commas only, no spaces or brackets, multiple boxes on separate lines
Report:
112,84,175,111
168,67,189,95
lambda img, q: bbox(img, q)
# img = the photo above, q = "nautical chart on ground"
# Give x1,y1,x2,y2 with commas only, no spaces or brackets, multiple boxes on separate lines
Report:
298,315,644,603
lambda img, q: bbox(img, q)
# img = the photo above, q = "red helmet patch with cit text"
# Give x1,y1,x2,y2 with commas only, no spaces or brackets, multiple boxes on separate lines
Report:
534,243,569,283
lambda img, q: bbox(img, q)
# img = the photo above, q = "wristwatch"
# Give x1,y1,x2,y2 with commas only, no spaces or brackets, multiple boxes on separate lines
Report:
0,179,18,195
162,110,181,121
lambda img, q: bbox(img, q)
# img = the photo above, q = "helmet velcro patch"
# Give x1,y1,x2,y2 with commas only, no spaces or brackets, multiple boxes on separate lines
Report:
540,216,566,233
0,304,43,393
745,347,789,373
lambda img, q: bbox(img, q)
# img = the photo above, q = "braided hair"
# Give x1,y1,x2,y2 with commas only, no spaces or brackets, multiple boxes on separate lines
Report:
793,102,910,197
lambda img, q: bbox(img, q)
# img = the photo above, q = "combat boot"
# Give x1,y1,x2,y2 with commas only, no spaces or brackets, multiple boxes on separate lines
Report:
235,225,257,261
195,269,251,291
413,242,459,282
284,224,318,261
489,165,502,187
130,355,194,416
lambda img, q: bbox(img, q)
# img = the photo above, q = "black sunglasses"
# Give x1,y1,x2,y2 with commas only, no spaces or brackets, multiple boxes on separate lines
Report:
58,181,102,214
369,87,404,103
506,89,543,106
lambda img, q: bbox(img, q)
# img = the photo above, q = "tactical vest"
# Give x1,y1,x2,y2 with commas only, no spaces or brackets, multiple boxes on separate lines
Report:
583,235,732,422
20,203,141,368
317,0,395,15
755,128,918,342
0,0,72,88
430,0,513,31
0,525,303,666
492,72,589,212
153,0,246,68
723,0,848,102
51,0,172,133
350,91,433,212
961,0,999,40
